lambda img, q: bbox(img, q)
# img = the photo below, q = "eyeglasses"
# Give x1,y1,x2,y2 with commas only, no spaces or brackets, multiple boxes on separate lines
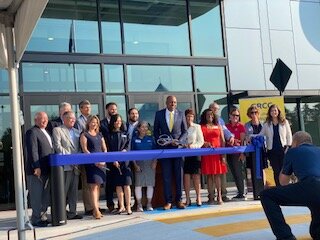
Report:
232,114,240,117
250,111,258,115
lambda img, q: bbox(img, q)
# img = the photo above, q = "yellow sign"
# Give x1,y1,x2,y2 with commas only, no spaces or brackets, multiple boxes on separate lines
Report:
239,96,285,123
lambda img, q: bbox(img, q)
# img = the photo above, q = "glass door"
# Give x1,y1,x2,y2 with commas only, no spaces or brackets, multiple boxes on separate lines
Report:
23,94,104,131
128,94,195,127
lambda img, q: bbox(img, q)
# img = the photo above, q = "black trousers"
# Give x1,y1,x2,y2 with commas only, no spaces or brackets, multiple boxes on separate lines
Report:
105,163,115,207
227,154,245,195
267,148,285,186
260,177,320,240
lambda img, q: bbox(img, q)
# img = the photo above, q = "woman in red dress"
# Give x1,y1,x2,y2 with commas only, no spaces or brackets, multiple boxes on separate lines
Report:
200,109,226,204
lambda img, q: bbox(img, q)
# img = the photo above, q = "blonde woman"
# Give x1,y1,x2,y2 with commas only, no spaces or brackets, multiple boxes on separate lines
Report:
80,115,107,219
260,104,292,186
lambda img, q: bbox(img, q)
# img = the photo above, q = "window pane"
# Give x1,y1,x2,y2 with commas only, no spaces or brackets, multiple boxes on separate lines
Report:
104,65,124,93
194,67,226,92
127,65,192,92
30,105,59,122
122,0,190,56
285,103,299,134
105,95,127,121
27,0,99,53
190,0,224,57
0,70,9,94
22,63,101,92
0,96,15,205
75,64,102,92
135,103,159,127
100,0,122,54
300,102,320,145
197,94,227,121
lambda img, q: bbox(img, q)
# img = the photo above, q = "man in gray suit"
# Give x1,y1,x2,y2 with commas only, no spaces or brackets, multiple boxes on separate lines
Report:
26,112,53,227
52,111,82,220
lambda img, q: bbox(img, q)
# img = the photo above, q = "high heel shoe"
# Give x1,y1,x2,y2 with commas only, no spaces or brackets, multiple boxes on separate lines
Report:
196,198,202,207
185,198,191,206
114,208,126,215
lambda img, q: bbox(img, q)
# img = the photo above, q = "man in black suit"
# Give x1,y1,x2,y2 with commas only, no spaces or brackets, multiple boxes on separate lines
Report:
26,112,54,227
100,102,127,212
46,102,72,135
154,95,188,210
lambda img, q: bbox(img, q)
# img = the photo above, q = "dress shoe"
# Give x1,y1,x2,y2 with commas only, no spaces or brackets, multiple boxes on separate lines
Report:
222,196,230,202
107,204,115,213
99,208,107,214
67,214,83,220
176,201,186,209
33,220,48,227
85,209,93,215
163,203,172,210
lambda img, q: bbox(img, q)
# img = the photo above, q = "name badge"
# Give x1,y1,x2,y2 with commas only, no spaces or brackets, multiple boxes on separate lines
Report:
135,139,142,143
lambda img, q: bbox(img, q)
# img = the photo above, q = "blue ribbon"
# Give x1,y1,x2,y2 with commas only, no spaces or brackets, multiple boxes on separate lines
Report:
251,136,265,179
50,143,259,167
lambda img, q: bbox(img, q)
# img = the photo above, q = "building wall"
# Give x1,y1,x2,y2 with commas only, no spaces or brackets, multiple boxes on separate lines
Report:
224,0,320,91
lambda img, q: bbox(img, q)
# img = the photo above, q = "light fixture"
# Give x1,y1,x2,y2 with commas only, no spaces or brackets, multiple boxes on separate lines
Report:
48,37,54,41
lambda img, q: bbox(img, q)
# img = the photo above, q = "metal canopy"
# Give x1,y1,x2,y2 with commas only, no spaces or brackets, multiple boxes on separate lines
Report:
0,1,48,239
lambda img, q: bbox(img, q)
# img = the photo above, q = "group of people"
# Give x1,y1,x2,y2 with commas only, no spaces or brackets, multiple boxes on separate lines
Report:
25,96,291,224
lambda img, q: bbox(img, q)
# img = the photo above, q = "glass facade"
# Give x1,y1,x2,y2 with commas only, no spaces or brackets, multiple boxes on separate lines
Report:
1,0,228,209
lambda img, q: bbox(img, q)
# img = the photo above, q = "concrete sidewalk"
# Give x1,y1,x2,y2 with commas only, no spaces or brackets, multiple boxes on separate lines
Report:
1,189,312,240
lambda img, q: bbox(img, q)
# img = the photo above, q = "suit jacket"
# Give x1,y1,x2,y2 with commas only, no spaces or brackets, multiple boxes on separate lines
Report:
260,120,292,150
46,117,63,136
153,108,187,148
25,126,54,176
52,125,81,173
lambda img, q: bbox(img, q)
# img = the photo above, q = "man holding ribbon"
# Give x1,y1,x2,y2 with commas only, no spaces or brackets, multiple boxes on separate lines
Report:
153,95,188,210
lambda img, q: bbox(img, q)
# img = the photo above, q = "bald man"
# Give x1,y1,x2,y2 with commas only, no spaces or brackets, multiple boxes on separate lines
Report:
26,112,53,227
260,131,320,240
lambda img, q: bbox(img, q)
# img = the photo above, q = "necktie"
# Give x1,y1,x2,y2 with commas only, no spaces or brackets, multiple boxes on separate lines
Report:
169,112,174,132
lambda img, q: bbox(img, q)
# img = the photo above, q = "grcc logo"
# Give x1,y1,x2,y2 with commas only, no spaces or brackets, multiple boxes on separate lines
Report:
253,102,273,109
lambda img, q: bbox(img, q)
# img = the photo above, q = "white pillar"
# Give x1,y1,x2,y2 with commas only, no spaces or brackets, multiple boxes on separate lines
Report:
5,25,26,240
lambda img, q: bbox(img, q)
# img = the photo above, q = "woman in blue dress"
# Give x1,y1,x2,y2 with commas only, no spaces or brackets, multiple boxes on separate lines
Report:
80,115,107,219
105,114,131,215
131,121,157,212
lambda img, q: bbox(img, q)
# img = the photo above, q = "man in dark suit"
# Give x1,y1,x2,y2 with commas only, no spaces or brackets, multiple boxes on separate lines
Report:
26,112,53,227
154,95,188,210
100,102,118,212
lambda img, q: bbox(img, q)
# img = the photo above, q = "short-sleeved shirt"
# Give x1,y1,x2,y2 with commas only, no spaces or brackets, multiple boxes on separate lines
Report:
226,122,245,141
282,144,320,181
